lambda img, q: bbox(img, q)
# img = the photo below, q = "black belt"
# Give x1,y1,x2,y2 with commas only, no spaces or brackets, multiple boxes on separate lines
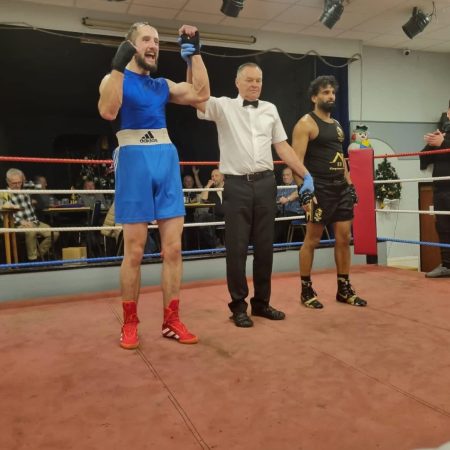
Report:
225,170,273,182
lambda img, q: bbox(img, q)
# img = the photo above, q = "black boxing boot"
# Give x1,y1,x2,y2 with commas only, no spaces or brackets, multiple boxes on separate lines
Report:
336,276,367,306
301,278,323,309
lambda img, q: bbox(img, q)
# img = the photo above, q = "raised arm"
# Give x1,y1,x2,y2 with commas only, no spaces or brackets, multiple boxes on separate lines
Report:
192,166,203,188
98,41,136,120
167,25,209,106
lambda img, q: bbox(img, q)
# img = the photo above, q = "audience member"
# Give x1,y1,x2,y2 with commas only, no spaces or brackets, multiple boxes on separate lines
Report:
420,104,450,278
183,166,203,203
31,175,51,220
199,168,225,218
197,168,225,248
6,168,59,261
80,179,107,209
275,167,302,242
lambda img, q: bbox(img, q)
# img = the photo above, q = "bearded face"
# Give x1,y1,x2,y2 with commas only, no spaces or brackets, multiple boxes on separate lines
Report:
317,99,336,113
135,53,158,73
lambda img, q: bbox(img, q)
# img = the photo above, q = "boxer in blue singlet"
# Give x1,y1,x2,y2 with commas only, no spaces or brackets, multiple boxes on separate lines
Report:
98,23,209,349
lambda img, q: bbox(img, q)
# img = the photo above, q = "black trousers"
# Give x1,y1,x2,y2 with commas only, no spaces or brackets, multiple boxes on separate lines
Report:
223,172,277,313
434,187,450,266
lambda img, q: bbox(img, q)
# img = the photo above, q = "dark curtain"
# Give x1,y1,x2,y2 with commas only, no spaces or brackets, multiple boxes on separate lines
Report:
0,28,350,187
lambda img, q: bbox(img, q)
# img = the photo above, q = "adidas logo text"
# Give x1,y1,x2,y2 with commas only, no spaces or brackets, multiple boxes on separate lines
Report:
140,131,158,143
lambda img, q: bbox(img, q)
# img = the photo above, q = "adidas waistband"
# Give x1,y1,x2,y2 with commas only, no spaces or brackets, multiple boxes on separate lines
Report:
116,128,172,147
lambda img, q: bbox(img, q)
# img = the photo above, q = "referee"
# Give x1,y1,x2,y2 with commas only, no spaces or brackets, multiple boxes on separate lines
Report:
196,62,313,327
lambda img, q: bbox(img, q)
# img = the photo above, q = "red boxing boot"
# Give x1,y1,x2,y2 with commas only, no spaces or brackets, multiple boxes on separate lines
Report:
162,299,198,344
120,301,140,349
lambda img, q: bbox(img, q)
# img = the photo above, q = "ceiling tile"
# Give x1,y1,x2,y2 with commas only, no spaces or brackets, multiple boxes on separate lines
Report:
299,24,346,37
127,4,178,20
174,10,225,25
295,0,323,7
239,0,292,20
274,5,321,24
220,17,268,29
352,12,408,35
423,25,450,40
363,34,413,47
260,21,304,33
22,0,75,6
392,37,446,50
184,0,223,15
132,0,186,8
75,0,129,13
337,30,380,41
419,40,450,52
10,0,450,52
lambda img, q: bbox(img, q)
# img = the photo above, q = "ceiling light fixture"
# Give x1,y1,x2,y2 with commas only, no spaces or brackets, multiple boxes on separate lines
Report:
220,0,245,18
319,0,344,29
80,35,180,52
81,17,256,45
402,5,434,39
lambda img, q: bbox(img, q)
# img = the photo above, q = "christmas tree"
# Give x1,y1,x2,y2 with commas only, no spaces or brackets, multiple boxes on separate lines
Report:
375,158,402,206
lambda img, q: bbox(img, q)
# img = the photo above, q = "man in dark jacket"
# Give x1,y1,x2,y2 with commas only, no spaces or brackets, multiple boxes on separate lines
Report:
420,104,450,278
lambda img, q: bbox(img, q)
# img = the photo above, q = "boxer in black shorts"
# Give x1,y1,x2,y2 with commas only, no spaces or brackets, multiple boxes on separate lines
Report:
292,75,367,309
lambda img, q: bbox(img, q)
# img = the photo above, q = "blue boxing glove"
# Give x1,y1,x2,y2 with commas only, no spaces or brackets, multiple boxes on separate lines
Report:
180,43,196,66
179,31,201,54
298,173,314,205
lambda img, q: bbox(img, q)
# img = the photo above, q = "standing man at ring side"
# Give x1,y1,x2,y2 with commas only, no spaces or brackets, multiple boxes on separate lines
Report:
98,23,209,349
194,62,314,328
292,75,367,309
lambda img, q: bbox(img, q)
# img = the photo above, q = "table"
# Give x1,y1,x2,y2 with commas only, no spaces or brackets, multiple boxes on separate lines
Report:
1,207,20,264
41,206,92,255
41,206,108,257
184,202,215,209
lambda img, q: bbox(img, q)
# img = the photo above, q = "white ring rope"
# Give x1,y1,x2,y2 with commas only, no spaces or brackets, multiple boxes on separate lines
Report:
374,175,450,185
0,215,306,234
1,185,298,195
375,209,450,215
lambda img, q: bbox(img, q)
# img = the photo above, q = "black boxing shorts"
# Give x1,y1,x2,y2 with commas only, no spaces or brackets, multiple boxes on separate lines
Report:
307,178,354,225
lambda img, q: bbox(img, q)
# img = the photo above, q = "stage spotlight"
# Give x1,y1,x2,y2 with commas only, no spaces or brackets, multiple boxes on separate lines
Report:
320,0,344,29
402,7,432,39
221,0,245,18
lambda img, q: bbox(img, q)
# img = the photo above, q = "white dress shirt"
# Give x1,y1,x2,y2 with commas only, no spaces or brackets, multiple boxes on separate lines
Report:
197,95,288,175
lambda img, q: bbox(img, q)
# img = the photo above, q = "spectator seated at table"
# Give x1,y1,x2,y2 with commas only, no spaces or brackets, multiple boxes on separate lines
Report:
275,167,302,243
6,168,59,261
79,179,107,209
196,169,225,248
31,175,51,221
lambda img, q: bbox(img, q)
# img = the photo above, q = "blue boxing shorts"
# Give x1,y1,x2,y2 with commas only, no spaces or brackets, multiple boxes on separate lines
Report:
114,129,185,224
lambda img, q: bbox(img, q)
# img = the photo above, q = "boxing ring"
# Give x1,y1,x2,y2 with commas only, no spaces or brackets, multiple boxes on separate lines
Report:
0,152,449,450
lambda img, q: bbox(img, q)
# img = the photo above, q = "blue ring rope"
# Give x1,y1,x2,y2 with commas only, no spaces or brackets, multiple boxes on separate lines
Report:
0,239,336,270
378,237,450,248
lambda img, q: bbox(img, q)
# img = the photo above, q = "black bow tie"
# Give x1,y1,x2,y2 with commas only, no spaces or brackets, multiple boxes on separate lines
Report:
243,99,259,108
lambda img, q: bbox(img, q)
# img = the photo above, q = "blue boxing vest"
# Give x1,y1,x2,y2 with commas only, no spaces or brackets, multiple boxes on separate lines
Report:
119,69,170,130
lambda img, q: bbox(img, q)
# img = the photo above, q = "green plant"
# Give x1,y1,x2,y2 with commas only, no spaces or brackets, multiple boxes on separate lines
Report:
375,158,402,206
